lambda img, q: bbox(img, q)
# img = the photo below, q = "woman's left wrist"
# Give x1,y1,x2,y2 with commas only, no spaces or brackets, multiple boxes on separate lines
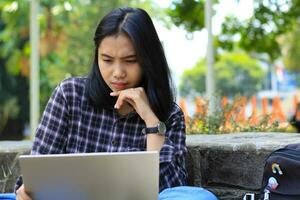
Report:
144,113,159,127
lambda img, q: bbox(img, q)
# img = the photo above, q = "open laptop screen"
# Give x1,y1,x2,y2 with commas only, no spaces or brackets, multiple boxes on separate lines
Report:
19,151,159,200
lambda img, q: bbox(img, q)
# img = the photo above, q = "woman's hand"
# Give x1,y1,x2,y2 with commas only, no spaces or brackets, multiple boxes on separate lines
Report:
111,87,165,151
16,185,32,200
110,87,159,126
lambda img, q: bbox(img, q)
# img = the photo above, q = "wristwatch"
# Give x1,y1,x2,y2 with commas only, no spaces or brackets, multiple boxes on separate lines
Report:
142,121,166,135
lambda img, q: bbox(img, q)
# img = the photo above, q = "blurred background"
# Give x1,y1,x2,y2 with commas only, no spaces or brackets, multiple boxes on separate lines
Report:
1,0,300,140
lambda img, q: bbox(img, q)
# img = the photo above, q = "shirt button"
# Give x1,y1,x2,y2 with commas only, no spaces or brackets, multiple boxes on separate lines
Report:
111,140,118,146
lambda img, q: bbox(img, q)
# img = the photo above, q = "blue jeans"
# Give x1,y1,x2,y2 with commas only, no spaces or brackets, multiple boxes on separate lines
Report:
0,193,15,200
159,186,218,200
2,187,218,200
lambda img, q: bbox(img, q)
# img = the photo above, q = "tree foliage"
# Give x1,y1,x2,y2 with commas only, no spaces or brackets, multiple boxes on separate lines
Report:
167,0,219,32
219,0,300,62
179,59,206,97
167,0,205,32
282,22,300,72
168,0,300,70
179,52,265,97
0,0,159,138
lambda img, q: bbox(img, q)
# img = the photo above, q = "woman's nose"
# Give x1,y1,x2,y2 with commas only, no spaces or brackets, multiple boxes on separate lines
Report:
112,64,126,79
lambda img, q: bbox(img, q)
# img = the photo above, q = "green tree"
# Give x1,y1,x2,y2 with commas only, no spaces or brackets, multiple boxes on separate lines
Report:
0,0,160,138
179,59,206,97
167,0,219,32
0,0,160,107
168,0,300,67
167,0,205,32
281,22,300,72
179,52,266,97
219,0,300,62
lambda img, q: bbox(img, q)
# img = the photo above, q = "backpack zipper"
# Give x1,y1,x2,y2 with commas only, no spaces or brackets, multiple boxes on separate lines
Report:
263,190,270,200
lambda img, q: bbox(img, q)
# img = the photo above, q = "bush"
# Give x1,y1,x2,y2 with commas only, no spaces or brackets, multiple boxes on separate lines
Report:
185,96,289,134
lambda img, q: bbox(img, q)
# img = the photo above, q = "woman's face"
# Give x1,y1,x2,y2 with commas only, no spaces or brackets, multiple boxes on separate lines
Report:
98,33,142,92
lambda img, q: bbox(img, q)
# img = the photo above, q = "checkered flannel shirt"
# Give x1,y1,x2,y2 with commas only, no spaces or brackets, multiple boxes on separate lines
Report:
15,77,187,192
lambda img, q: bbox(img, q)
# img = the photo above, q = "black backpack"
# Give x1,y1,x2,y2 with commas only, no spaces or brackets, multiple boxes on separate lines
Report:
259,143,300,200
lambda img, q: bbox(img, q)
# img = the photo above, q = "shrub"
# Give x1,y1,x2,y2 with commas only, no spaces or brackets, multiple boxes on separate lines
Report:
185,97,289,134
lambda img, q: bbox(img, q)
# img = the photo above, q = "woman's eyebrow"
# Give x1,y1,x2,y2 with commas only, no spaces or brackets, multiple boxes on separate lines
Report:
100,53,113,58
122,54,136,59
100,53,136,59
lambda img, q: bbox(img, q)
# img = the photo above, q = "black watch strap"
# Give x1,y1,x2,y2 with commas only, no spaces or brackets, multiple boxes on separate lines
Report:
142,121,166,135
143,127,159,134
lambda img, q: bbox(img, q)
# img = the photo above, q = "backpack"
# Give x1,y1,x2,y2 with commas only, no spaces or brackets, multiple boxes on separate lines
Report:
259,143,300,200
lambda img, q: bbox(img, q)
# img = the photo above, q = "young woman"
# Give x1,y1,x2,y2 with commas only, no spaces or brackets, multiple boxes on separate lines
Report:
15,7,217,200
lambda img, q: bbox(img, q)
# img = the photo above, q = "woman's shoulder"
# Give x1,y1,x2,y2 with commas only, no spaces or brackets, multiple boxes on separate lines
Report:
167,102,184,120
59,76,87,93
60,76,86,88
56,76,88,101
164,102,186,129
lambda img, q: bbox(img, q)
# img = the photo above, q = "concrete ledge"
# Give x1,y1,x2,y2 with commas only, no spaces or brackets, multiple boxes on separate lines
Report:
0,141,32,153
186,132,299,150
185,132,300,199
1,132,300,199
0,140,31,193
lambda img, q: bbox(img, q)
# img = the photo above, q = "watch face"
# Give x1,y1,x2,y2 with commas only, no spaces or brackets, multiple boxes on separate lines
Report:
158,121,166,134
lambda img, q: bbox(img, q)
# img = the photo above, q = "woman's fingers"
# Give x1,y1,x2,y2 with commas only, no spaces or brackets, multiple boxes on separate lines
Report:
110,87,157,122
110,91,125,109
110,91,120,96
112,92,124,109
111,88,141,109
16,185,32,200
110,87,154,121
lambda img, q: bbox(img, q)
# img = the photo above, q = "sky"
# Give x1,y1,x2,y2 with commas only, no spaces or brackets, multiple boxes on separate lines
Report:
152,0,253,85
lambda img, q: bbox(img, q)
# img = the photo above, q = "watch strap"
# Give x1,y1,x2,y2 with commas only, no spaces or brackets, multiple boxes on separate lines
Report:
142,121,166,135
143,127,159,134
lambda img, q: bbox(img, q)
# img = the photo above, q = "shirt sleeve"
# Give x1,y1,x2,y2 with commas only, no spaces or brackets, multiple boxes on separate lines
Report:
31,84,69,155
159,105,188,191
15,84,69,192
14,176,23,193
160,104,187,163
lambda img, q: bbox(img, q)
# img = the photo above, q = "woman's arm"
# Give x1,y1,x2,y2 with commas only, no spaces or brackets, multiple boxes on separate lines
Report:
158,105,187,191
110,88,187,191
31,84,69,155
110,87,165,151
15,83,70,196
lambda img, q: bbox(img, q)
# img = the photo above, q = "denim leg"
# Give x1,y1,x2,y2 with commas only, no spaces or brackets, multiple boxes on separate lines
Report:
159,186,218,200
0,193,16,200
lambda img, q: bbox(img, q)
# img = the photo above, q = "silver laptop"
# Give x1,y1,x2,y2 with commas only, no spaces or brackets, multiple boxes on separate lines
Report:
19,151,159,200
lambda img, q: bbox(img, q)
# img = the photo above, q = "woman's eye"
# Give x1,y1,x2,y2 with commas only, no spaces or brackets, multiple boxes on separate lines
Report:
103,59,112,63
126,60,137,63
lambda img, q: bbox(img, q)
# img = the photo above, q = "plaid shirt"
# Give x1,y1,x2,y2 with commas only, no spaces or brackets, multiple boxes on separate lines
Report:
16,77,187,192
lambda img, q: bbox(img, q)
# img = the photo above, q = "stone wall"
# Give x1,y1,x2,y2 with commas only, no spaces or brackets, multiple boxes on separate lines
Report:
185,132,300,199
1,133,300,199
0,141,31,193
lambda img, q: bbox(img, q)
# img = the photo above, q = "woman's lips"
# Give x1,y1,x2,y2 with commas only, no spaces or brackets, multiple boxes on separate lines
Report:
111,82,128,90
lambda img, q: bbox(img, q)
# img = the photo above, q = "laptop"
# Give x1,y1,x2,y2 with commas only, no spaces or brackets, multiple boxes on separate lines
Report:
19,151,159,200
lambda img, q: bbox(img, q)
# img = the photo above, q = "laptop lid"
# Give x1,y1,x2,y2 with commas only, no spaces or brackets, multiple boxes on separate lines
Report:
19,151,159,200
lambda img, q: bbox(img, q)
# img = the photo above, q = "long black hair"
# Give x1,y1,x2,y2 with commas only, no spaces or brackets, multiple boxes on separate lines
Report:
85,7,174,122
